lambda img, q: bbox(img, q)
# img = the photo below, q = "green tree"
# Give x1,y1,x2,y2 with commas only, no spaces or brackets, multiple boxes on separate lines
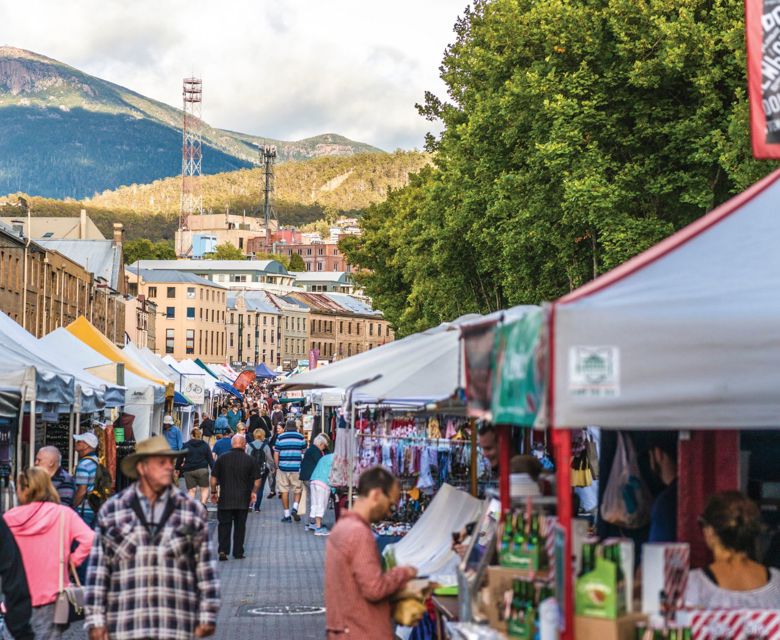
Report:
123,238,175,264
288,252,306,271
342,0,778,336
206,242,246,260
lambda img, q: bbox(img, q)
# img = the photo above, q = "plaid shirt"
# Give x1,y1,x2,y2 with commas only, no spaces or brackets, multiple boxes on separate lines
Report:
84,484,220,639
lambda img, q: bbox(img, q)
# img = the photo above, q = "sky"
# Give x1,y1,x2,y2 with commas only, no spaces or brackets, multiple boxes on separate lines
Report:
0,0,469,150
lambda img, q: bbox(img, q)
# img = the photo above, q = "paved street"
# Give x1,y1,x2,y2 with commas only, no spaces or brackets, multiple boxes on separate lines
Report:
63,492,332,639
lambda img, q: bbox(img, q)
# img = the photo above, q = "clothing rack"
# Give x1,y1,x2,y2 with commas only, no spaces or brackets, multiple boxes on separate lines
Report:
356,433,471,445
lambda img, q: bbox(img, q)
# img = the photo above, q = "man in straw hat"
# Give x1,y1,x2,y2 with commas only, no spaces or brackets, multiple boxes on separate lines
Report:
84,435,220,640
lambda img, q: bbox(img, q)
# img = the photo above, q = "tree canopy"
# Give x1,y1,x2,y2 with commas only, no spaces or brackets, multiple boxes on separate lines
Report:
341,0,778,337
123,238,175,264
206,242,246,260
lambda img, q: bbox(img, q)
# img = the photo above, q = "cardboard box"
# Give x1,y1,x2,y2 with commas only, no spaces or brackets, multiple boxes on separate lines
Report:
575,613,647,640
641,543,689,615
479,566,550,632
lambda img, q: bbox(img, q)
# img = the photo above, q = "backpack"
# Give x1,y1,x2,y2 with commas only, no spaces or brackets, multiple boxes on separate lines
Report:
84,456,114,513
250,441,270,477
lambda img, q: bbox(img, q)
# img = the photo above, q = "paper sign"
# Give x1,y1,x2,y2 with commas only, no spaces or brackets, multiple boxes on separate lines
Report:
568,346,620,398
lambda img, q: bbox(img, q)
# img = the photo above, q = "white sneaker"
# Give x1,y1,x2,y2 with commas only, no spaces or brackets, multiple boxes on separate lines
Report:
314,527,330,537
306,523,317,531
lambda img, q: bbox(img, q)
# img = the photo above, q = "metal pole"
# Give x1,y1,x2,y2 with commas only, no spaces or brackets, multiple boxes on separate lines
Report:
16,385,25,475
470,418,478,497
73,410,81,472
28,396,35,469
68,408,75,474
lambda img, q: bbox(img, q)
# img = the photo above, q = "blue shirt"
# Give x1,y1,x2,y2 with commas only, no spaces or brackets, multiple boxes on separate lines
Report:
74,454,98,526
648,478,678,542
311,453,334,486
227,410,241,430
274,431,306,473
213,437,234,458
214,415,230,434
163,425,183,450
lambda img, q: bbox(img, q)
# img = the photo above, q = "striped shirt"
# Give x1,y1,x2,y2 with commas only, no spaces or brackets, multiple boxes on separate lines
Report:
274,431,306,473
75,455,98,526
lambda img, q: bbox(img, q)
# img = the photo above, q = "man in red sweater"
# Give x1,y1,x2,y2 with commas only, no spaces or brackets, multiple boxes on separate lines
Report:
325,467,417,639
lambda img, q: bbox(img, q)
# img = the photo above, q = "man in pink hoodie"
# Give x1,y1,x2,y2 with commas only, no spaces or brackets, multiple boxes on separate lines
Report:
325,466,417,639
4,467,94,639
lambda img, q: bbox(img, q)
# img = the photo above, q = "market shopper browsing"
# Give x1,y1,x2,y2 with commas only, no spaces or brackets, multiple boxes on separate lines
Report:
325,466,417,640
275,419,306,522
686,491,780,609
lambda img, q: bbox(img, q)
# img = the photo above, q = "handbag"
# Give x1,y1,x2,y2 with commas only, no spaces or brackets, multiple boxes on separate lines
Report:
53,510,86,625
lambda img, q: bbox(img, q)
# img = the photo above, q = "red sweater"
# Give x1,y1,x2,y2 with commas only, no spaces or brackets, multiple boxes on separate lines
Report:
325,510,409,639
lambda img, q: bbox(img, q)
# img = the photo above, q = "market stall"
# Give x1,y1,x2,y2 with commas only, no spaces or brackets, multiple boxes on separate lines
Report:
544,169,780,639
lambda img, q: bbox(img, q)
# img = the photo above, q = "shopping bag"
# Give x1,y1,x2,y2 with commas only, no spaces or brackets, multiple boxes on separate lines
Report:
600,432,651,529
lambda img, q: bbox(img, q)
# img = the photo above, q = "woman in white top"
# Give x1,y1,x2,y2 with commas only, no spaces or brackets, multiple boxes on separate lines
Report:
686,491,780,609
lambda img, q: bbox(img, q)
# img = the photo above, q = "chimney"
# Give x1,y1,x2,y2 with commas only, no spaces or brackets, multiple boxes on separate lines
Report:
10,219,23,237
113,222,124,246
80,209,87,239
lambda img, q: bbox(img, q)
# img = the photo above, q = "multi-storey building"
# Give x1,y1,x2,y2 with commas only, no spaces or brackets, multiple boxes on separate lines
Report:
127,269,227,364
130,259,296,294
266,292,310,370
288,292,393,362
226,291,281,368
124,294,157,351
273,241,349,272
0,219,126,343
292,271,355,294
175,213,277,258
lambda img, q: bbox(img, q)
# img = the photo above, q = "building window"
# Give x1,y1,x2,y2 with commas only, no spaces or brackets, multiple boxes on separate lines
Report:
186,287,195,299
148,286,157,298
187,307,195,319
166,306,175,318
167,287,176,298
348,322,352,335
186,329,195,354
166,329,175,354
369,323,373,336
378,324,382,337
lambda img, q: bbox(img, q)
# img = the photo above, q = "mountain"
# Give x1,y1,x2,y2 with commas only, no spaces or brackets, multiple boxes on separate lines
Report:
0,46,383,199
0,150,431,242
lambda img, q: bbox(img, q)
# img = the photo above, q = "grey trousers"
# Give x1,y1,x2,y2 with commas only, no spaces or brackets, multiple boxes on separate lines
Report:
1,602,64,640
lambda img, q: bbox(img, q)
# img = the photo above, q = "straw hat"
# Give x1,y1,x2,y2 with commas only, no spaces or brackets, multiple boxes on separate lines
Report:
120,435,187,480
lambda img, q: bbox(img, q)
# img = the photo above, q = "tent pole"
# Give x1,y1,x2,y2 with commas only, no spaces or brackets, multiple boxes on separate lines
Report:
73,410,81,472
469,418,478,497
553,427,573,640
348,402,356,508
28,396,35,469
16,386,25,475
68,408,75,474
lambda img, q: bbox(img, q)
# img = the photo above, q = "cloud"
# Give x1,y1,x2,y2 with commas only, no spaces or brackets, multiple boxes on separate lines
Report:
0,0,466,149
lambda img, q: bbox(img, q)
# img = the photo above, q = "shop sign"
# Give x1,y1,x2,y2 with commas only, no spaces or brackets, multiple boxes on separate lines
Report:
182,375,205,404
490,308,544,426
568,346,620,398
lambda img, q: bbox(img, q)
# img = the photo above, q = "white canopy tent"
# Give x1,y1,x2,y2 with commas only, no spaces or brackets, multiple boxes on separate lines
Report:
40,329,165,441
552,168,780,429
124,342,175,384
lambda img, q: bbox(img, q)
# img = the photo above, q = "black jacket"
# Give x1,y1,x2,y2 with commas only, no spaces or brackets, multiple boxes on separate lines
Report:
299,445,324,482
200,417,215,437
213,449,261,510
177,439,214,472
0,517,33,639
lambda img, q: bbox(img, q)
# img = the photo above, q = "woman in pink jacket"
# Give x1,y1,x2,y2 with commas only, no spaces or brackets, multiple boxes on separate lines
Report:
3,467,94,639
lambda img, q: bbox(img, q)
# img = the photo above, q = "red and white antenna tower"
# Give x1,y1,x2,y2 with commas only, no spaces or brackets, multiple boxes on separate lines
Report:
179,76,203,257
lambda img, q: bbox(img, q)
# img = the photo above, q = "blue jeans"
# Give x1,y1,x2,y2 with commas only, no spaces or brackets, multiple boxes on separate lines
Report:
253,476,267,511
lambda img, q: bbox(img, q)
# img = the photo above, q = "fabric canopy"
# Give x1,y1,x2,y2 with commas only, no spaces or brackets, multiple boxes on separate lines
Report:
173,391,192,406
254,363,276,378
0,311,74,408
552,168,780,429
281,322,464,405
124,342,175,383
67,317,172,393
195,358,222,381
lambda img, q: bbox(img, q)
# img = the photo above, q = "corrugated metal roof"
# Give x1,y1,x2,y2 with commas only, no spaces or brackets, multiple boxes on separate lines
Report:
227,291,280,314
279,295,310,311
324,293,382,316
130,268,226,288
129,259,290,275
291,271,350,283
37,239,122,289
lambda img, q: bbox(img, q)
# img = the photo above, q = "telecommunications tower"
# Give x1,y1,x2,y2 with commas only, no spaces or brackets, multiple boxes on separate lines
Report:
179,77,203,257
261,145,277,250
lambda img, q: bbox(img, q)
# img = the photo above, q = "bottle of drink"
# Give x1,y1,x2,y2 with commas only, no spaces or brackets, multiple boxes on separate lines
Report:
513,511,527,556
511,579,523,623
501,510,514,557
579,542,595,577
681,629,692,640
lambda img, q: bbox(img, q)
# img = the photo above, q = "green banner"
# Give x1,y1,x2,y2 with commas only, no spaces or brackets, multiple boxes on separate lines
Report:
490,308,544,426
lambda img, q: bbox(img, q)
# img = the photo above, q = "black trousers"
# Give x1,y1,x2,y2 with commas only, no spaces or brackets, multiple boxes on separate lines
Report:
217,508,248,557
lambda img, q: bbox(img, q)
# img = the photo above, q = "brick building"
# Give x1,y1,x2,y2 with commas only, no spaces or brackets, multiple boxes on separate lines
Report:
128,269,227,363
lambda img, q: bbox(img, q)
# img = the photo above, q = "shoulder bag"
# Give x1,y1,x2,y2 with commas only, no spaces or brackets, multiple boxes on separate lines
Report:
53,509,86,625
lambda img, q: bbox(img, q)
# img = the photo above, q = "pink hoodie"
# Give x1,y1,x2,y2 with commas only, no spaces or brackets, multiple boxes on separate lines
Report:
4,502,94,606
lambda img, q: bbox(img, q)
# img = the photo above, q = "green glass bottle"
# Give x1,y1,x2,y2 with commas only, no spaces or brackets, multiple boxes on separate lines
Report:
681,629,692,640
579,543,595,577
513,511,526,555
501,510,514,557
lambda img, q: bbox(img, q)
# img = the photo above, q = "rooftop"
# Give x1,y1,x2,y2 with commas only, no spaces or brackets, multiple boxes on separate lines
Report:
290,292,381,317
129,259,290,275
227,291,280,315
37,239,122,289
291,271,351,283
0,216,105,240
324,293,382,316
129,268,227,288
